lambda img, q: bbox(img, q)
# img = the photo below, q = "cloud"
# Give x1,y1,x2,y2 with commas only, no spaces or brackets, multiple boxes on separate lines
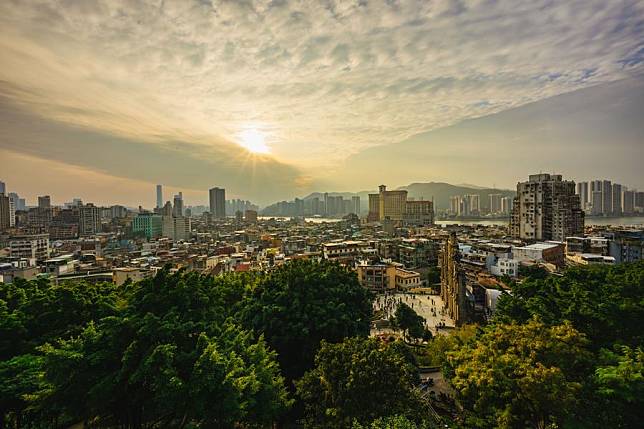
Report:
0,82,312,205
0,0,642,200
339,77,644,191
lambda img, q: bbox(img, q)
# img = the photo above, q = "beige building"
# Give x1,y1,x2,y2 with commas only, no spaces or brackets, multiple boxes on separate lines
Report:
356,262,421,291
403,200,434,226
113,267,152,286
378,185,407,221
244,209,258,222
9,234,50,260
162,216,192,241
510,174,584,242
367,185,434,225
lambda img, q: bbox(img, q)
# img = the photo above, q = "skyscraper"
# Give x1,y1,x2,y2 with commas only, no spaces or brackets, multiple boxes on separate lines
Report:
8,194,16,227
612,183,623,216
590,180,602,214
0,181,5,195
0,193,10,231
576,181,589,211
501,196,513,215
156,185,163,209
209,187,226,218
352,196,361,215
623,190,635,215
173,193,184,217
38,195,51,209
9,192,26,211
489,194,502,214
79,203,101,236
510,173,584,242
377,185,407,221
602,180,612,216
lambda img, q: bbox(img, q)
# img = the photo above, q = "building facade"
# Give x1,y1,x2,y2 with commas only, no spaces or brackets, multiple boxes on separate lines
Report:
209,187,226,219
0,193,10,231
79,204,101,236
510,174,584,242
9,234,50,260
440,232,468,326
156,184,163,209
403,200,435,226
132,213,163,239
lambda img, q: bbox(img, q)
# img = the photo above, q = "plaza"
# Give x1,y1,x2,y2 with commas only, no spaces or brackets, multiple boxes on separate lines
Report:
372,292,456,337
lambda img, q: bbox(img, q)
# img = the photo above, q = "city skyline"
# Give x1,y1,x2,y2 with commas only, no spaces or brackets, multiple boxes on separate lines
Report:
1,1,643,205
2,174,644,211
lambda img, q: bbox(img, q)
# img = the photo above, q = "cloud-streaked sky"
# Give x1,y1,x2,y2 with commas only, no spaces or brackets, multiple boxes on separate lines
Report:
1,0,642,206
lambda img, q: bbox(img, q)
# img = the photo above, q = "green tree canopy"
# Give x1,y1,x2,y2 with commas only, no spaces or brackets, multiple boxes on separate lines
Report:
592,345,644,428
447,317,591,429
351,415,433,429
240,260,373,383
0,277,120,360
35,269,290,428
495,261,644,350
393,303,425,341
296,337,423,429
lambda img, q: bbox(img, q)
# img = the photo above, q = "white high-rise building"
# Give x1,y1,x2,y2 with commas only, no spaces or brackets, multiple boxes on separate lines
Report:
79,203,101,236
501,196,513,215
489,194,502,214
8,194,16,227
576,181,589,212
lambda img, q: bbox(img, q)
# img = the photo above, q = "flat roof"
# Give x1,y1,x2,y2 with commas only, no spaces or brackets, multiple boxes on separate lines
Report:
514,242,560,250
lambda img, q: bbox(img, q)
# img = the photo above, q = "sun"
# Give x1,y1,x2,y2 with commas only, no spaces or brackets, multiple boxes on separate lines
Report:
237,128,270,154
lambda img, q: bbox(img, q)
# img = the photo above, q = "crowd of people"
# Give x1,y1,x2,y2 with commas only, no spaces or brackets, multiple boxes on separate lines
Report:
372,291,453,333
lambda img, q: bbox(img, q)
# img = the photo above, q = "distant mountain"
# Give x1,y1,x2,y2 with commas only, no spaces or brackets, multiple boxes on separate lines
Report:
261,182,515,213
397,182,515,211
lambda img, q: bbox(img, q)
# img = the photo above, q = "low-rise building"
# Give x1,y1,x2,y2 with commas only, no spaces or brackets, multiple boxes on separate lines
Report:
566,253,615,266
490,257,519,277
113,267,152,286
608,230,643,263
9,234,50,260
512,242,565,267
322,240,372,263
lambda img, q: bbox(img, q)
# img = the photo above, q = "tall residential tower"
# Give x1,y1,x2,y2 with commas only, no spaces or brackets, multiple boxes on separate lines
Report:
156,185,163,209
209,187,226,219
510,173,584,242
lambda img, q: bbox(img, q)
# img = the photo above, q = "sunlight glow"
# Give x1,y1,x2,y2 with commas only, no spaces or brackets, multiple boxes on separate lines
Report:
237,128,270,154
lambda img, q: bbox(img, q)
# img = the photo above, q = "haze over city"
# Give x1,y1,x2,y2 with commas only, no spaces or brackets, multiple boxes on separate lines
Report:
1,0,643,206
2,2,644,429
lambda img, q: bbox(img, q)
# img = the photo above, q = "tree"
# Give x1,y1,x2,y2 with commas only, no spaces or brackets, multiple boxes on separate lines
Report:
593,346,644,428
447,318,591,429
495,261,644,350
393,303,425,342
296,337,423,428
0,354,47,429
0,277,120,360
240,260,373,383
352,415,433,429
36,269,290,428
426,267,441,285
0,277,120,427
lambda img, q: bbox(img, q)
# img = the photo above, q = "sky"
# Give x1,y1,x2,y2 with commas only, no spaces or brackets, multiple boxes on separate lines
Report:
0,0,642,207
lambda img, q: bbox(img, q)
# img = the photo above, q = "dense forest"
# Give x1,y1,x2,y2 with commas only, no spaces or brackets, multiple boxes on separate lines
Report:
1,260,642,428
